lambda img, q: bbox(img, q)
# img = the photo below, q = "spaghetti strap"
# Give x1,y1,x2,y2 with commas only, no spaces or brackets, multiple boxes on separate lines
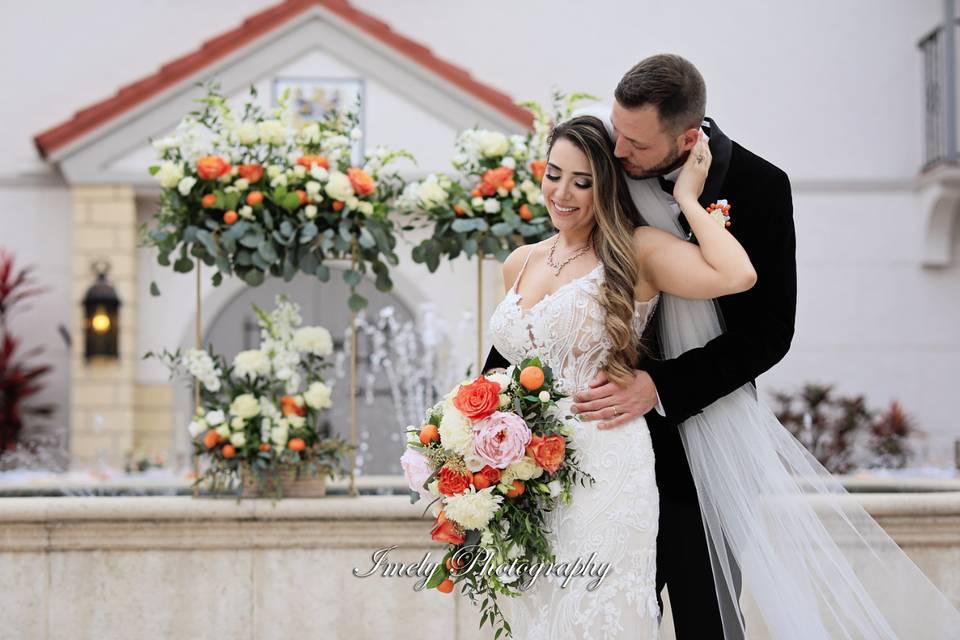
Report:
512,246,535,293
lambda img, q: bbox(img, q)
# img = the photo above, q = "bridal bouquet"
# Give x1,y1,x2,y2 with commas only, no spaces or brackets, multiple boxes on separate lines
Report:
147,295,352,499
400,90,596,268
400,356,594,638
144,83,412,311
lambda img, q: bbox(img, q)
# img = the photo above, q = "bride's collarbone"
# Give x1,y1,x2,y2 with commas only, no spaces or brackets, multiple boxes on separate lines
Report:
514,261,601,301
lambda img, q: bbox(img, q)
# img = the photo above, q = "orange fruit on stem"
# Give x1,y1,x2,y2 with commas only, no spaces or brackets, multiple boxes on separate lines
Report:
519,204,533,221
419,424,440,445
258,443,271,452
332,200,345,212
288,437,306,452
203,430,220,449
437,578,454,593
246,191,263,206
201,194,217,208
223,210,238,225
506,480,525,498
221,444,236,459
296,190,308,205
519,365,545,390
472,473,490,489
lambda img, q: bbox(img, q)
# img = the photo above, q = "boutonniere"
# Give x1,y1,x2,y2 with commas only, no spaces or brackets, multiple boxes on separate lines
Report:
687,199,732,243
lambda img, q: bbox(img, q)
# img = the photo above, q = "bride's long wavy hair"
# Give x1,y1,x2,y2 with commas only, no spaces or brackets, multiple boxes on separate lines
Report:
546,115,650,387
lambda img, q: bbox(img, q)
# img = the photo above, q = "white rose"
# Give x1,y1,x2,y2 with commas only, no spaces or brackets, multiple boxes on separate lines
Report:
187,420,206,438
304,204,318,219
438,399,473,457
233,178,249,191
477,131,509,158
293,326,333,356
232,350,271,380
418,180,448,209
547,480,563,498
358,201,373,216
229,432,247,448
496,187,509,198
483,199,501,214
230,416,245,430
500,156,516,170
177,176,197,196
325,171,354,201
538,391,551,403
258,120,285,145
443,486,504,530
205,410,225,426
236,122,259,145
156,162,184,189
229,393,261,420
501,456,544,484
310,165,329,181
215,424,231,439
305,180,322,196
303,381,333,410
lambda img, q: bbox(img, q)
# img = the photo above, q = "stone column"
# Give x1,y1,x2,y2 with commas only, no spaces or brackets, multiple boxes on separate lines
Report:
69,185,138,468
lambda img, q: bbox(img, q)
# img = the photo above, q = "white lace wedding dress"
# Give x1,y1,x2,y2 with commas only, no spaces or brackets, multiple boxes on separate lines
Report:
488,246,661,639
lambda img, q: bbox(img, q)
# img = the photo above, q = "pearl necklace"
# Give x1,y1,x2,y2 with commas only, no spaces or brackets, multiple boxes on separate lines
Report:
546,234,592,276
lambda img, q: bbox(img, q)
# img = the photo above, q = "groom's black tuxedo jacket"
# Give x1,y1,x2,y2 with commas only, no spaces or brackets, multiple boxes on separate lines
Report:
481,117,797,503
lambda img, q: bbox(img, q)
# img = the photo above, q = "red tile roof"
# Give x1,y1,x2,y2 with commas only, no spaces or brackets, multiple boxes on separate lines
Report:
33,0,533,159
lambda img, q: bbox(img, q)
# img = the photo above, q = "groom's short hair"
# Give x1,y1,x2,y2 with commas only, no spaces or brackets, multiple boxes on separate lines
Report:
615,54,706,134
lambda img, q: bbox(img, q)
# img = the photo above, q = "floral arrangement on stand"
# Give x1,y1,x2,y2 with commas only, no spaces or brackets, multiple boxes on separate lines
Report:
399,357,594,638
400,91,597,267
143,83,413,311
147,295,352,500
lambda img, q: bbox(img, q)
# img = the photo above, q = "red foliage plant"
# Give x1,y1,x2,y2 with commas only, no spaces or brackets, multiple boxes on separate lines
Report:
0,250,54,454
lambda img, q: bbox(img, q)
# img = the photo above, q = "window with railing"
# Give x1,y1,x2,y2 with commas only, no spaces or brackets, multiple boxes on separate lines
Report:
919,7,959,170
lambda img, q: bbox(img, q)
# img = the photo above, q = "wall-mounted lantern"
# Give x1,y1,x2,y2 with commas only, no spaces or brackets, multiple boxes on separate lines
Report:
82,261,121,361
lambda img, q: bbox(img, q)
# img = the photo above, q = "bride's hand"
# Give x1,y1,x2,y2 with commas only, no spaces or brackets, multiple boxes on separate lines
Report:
673,132,711,203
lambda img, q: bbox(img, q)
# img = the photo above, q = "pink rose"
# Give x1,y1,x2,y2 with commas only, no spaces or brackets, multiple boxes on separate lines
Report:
472,411,532,470
401,448,434,494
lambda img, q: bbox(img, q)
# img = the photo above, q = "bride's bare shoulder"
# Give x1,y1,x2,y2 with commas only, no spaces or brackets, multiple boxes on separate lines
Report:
502,241,541,289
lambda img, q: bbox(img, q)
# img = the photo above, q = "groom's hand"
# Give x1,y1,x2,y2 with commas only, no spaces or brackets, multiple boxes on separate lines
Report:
570,369,659,430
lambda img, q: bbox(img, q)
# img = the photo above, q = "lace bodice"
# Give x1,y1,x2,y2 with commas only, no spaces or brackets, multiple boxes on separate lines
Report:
490,246,659,396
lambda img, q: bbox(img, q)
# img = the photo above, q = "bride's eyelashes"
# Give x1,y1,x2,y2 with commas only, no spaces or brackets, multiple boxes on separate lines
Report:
544,173,592,189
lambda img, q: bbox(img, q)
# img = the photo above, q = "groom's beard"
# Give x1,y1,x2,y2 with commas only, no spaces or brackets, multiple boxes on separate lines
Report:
620,146,687,180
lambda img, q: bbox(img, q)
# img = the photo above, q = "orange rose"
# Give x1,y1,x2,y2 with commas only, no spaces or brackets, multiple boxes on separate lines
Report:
479,464,501,485
238,163,264,183
476,166,513,197
297,155,330,170
437,465,473,496
530,160,547,182
527,434,565,474
196,155,231,180
431,510,465,545
347,167,376,196
453,375,501,420
280,395,306,417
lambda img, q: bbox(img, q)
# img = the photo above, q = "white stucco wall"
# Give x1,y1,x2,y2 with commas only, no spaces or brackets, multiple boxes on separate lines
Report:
1,0,957,462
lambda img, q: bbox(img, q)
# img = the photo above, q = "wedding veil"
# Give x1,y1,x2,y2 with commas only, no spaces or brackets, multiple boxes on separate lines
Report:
575,105,960,639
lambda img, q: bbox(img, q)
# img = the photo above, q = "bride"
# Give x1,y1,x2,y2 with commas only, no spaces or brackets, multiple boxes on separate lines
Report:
487,113,960,639
488,114,754,638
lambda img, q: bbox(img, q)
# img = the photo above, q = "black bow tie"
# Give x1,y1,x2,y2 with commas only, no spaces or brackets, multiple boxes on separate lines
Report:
657,176,675,197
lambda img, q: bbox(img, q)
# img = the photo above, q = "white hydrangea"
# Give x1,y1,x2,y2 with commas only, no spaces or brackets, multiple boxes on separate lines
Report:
443,486,504,530
293,326,333,356
230,394,261,420
232,349,271,380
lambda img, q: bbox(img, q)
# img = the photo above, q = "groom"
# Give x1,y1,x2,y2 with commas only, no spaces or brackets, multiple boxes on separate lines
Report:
482,54,796,638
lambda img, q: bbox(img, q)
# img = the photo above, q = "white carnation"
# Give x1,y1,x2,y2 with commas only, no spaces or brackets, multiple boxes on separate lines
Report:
358,201,373,216
443,486,504,530
293,326,333,356
232,349,271,380
486,372,510,392
236,122,259,145
177,176,197,196
483,199,501,214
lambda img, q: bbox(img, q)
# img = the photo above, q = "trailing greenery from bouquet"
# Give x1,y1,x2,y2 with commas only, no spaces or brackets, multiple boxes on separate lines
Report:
145,295,352,500
399,356,595,638
142,82,413,311
400,90,598,268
